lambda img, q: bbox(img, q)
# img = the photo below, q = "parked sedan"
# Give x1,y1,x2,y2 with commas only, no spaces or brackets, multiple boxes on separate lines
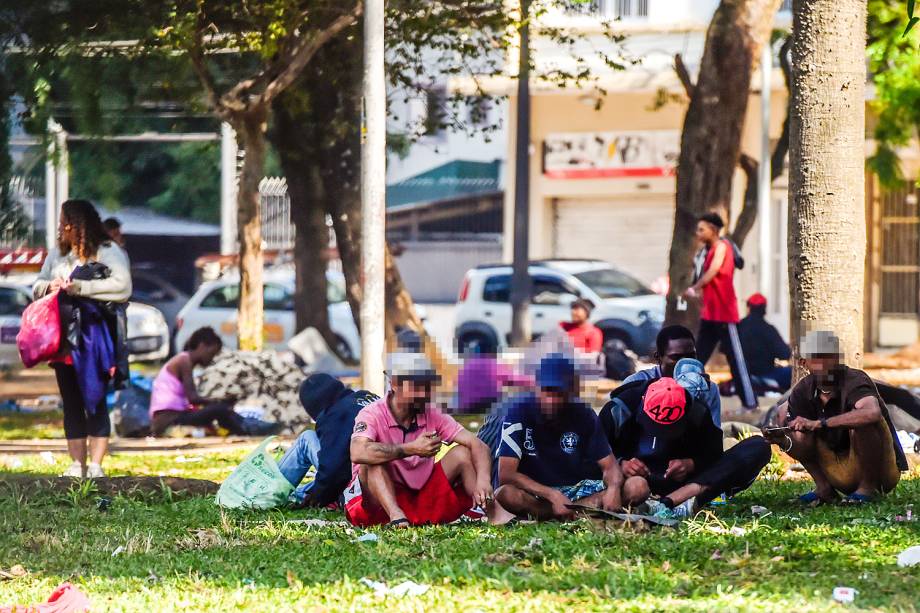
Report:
0,280,170,366
174,270,361,359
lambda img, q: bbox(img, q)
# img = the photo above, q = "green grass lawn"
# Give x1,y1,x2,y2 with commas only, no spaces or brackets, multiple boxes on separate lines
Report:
0,411,65,440
0,448,918,612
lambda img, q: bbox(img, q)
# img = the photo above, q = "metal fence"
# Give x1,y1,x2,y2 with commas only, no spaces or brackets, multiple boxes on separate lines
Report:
0,176,40,249
561,0,648,18
259,176,337,255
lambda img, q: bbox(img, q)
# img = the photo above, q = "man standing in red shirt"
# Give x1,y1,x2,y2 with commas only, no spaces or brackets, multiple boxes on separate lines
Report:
684,213,757,411
560,298,603,354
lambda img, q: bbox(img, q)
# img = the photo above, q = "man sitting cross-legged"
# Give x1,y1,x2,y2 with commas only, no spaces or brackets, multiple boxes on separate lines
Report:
490,354,648,524
345,353,494,528
600,376,771,520
763,330,907,505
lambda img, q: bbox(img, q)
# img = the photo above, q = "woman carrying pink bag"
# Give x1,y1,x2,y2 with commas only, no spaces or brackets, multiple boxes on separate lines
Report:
32,199,132,479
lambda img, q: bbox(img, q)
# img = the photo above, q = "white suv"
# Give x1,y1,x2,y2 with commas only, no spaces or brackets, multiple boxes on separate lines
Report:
454,260,664,358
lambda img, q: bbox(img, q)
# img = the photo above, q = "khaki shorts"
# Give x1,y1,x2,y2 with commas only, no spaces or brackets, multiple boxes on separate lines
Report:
817,420,900,494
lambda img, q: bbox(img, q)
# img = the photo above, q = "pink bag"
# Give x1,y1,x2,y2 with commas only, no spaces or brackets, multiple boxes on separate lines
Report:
16,290,62,368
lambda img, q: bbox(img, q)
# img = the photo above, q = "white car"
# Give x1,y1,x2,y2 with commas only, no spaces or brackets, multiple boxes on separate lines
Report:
173,270,361,359
454,259,665,358
0,280,170,366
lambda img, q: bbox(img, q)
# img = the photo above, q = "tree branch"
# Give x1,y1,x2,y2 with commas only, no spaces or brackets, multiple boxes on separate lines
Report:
770,35,792,181
186,13,223,118
674,53,695,98
729,153,759,248
221,3,363,111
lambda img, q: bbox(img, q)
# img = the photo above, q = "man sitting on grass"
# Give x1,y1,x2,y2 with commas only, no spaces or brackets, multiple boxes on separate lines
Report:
601,376,771,520
345,352,494,527
764,330,907,505
490,354,648,524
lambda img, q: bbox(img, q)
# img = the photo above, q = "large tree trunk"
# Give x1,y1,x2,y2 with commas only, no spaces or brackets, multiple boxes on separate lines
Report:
665,0,782,326
788,0,867,373
233,111,267,351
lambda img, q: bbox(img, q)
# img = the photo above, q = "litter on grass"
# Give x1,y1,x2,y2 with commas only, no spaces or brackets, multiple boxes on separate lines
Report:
111,546,125,557
750,505,770,516
354,532,379,544
0,565,28,580
39,451,55,465
359,577,430,598
832,587,857,604
896,546,920,568
283,519,345,527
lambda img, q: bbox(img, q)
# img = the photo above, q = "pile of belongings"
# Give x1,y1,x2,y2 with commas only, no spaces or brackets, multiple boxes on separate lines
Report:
197,351,307,433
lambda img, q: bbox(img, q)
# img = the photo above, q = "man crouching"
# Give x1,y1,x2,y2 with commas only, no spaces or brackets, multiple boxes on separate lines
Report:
345,352,493,527
490,354,648,524
765,330,907,505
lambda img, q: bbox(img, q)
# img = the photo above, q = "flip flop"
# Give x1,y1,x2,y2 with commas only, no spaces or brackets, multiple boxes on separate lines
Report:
797,490,836,507
386,518,411,529
841,493,874,505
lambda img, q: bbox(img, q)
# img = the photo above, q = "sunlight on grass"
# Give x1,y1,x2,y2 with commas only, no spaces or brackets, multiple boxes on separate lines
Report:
0,449,917,611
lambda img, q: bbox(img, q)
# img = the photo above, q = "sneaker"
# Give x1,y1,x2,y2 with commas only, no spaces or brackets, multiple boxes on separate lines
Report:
62,462,85,478
85,463,105,479
651,497,697,521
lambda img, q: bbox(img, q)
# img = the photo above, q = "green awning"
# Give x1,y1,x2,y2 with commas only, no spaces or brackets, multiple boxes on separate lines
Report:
387,159,501,208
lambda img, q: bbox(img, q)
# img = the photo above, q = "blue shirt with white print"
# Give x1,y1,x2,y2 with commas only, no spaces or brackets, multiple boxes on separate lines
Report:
497,393,612,487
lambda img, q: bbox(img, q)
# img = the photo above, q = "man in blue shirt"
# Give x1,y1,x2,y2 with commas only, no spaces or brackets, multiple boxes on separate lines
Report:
491,354,650,524
624,324,722,426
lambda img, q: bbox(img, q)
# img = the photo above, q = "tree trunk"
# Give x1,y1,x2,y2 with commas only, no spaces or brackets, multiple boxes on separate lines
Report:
664,0,782,326
233,111,267,351
270,96,339,351
788,0,867,374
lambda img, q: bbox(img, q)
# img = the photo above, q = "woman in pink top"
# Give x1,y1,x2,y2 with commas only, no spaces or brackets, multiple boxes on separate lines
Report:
149,327,250,436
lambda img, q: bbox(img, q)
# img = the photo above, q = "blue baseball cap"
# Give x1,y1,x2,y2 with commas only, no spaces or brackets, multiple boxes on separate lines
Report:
673,358,708,402
536,353,576,389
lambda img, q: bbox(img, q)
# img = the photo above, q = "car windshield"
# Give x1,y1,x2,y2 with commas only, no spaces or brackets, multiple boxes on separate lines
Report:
573,268,654,299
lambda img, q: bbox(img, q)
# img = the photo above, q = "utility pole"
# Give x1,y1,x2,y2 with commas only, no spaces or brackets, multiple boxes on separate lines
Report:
509,0,532,347
360,0,387,395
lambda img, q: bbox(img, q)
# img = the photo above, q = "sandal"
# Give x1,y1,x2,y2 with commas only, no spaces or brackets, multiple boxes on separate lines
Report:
797,490,836,507
386,518,411,529
841,493,874,505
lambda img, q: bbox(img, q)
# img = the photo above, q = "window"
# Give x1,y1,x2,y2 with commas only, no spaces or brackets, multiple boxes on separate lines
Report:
200,285,239,309
264,284,294,311
531,276,577,305
131,275,172,303
779,0,792,11
482,275,511,303
327,277,346,304
424,87,447,136
0,287,30,316
573,268,653,299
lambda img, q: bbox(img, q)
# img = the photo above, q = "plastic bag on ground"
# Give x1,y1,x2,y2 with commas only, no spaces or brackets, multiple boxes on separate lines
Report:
16,291,62,368
112,377,152,438
216,437,294,509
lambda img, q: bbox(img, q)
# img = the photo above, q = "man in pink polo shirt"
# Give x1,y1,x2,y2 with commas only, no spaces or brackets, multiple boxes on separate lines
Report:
345,352,494,527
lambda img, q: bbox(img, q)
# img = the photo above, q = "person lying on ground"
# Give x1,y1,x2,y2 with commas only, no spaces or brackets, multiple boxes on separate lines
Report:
624,324,722,426
738,293,792,392
277,373,378,508
763,330,907,505
149,327,275,437
559,298,603,354
600,376,771,520
489,354,647,525
345,352,494,528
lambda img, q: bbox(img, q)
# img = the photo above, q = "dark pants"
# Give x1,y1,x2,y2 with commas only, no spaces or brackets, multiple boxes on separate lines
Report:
151,403,247,437
697,320,757,408
54,364,110,439
649,436,772,506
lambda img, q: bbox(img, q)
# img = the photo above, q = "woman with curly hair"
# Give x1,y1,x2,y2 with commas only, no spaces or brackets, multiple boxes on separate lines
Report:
33,199,132,478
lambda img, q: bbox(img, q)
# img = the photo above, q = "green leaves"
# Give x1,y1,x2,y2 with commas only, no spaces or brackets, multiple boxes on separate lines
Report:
905,0,919,38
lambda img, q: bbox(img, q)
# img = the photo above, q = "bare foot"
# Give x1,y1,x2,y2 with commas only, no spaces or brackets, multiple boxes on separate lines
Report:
487,500,517,526
387,517,411,529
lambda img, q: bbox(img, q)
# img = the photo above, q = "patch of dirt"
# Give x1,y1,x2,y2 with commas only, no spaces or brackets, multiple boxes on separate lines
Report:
0,475,219,497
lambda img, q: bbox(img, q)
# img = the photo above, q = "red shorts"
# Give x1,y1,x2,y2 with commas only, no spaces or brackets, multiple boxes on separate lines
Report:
344,463,473,527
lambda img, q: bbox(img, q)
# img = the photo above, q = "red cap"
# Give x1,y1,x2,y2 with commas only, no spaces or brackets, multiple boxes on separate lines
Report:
642,377,687,425
747,293,767,307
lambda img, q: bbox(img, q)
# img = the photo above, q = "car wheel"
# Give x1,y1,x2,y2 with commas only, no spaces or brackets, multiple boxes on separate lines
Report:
457,332,496,356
